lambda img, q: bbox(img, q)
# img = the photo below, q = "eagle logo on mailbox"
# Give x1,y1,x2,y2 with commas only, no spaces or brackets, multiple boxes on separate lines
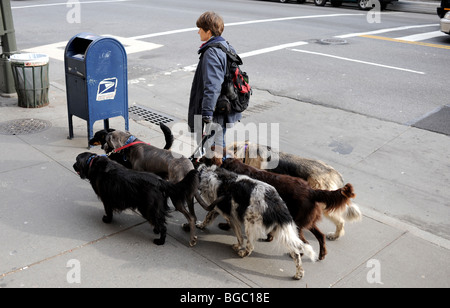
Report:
96,77,118,101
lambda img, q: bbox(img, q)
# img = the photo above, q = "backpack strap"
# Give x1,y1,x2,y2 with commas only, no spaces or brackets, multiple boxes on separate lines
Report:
205,42,243,66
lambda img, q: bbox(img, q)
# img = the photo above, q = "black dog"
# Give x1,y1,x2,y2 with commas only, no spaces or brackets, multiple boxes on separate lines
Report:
73,152,199,245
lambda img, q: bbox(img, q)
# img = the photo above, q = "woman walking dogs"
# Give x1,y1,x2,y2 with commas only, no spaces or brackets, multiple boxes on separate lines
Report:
188,11,242,160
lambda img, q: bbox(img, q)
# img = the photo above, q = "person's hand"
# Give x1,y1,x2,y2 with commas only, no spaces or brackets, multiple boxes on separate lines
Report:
202,116,212,124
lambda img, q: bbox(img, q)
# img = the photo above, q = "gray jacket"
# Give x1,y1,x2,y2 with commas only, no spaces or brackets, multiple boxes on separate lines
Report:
188,36,242,133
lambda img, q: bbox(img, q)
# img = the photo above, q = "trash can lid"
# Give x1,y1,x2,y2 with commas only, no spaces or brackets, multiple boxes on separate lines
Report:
10,53,49,67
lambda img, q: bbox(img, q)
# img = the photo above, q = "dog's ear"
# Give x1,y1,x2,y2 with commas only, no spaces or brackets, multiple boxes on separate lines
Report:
74,152,93,179
102,132,113,152
89,129,115,146
104,134,114,152
105,132,124,150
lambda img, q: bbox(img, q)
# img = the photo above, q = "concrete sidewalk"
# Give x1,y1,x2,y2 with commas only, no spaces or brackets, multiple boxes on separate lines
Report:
0,80,449,289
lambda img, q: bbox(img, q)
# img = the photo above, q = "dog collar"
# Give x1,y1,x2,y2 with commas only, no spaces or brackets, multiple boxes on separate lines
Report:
125,135,137,145
87,154,97,168
87,154,107,168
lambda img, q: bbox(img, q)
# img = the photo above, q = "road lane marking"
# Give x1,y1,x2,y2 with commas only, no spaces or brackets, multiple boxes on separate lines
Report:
131,13,364,40
131,28,198,40
239,41,309,58
290,49,425,75
183,41,309,72
12,0,130,9
396,31,448,42
224,13,365,26
336,24,439,39
360,35,450,50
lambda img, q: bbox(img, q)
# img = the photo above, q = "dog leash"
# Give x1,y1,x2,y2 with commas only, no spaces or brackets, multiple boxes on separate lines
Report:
242,143,249,164
189,130,216,161
113,141,148,153
112,135,150,153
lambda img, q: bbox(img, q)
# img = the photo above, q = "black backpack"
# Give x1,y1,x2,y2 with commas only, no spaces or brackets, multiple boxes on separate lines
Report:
207,43,252,114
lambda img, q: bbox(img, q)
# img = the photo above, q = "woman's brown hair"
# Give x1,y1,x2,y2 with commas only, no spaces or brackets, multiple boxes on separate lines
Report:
196,11,224,37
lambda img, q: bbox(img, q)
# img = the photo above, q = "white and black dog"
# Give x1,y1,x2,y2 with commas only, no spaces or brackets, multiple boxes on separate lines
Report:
196,163,317,280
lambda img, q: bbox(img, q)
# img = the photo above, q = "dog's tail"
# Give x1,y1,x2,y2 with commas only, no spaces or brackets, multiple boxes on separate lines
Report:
166,169,199,206
343,200,362,222
310,183,356,214
273,222,317,263
159,123,174,150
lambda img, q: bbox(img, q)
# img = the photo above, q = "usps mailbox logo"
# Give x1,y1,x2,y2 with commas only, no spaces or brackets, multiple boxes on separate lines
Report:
97,78,118,101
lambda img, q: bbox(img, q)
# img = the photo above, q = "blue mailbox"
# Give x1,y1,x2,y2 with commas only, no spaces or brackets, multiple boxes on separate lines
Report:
65,33,129,147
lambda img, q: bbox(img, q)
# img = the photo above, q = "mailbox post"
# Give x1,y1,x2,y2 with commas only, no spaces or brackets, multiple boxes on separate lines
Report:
65,33,129,147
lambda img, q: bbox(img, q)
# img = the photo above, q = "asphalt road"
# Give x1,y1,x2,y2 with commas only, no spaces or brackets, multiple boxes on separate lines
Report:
12,0,450,133
10,0,449,135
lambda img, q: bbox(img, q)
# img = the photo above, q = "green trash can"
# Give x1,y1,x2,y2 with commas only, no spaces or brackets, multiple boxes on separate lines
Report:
10,53,50,108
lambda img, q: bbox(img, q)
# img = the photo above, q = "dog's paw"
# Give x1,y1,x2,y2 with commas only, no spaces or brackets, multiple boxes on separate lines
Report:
153,238,165,246
189,238,198,247
318,251,327,261
264,233,274,242
196,222,206,230
232,244,241,252
237,249,250,258
102,215,112,223
293,270,305,280
326,232,340,241
233,244,250,258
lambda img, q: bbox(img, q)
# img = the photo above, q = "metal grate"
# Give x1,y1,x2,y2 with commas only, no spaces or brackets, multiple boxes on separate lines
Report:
318,38,348,45
0,118,52,135
242,101,281,118
128,105,174,125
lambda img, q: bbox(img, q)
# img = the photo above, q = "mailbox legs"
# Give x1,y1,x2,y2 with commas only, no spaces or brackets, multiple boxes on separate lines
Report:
68,114,74,140
67,114,125,149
